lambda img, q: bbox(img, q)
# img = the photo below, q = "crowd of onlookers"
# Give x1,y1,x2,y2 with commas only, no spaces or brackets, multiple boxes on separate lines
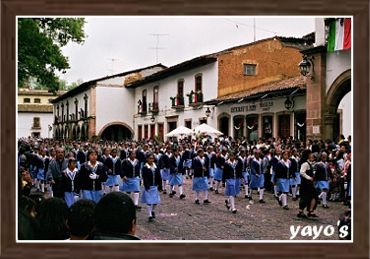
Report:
18,134,352,240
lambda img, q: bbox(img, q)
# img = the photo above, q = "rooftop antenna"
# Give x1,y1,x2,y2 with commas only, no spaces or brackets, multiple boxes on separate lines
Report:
150,33,168,63
253,18,256,42
107,58,120,75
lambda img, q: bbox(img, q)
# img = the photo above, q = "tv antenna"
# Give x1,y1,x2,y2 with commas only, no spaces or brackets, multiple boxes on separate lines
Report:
107,58,121,75
149,33,168,63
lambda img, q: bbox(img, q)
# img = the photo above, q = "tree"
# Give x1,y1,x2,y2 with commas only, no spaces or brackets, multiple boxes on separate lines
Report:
18,18,86,92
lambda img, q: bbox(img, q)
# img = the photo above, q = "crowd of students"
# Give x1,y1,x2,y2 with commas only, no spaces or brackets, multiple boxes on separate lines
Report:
18,134,352,240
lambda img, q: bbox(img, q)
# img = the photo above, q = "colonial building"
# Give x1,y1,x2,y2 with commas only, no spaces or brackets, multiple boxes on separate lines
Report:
128,36,312,141
51,64,166,141
18,89,64,138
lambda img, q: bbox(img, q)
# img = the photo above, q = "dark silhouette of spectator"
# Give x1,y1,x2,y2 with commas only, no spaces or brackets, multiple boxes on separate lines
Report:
89,192,140,240
18,196,38,240
35,198,70,240
67,199,96,240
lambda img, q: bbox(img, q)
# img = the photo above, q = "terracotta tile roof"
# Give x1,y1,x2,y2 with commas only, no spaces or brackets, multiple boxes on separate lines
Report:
208,76,306,104
18,104,53,113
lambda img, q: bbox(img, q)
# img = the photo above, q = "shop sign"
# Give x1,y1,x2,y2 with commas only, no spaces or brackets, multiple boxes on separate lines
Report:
230,104,256,113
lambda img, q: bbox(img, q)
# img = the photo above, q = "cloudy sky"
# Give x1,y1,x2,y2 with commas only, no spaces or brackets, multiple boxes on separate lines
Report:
58,16,316,84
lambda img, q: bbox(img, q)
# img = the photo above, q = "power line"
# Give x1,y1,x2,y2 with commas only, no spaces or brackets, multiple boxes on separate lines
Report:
224,18,279,37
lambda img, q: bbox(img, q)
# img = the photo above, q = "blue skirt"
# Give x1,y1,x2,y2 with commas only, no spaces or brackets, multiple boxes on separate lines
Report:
106,175,121,186
64,192,79,208
271,172,276,184
225,178,241,196
81,190,103,203
192,177,209,191
277,178,290,193
315,180,329,190
292,172,301,185
208,168,215,178
184,159,192,168
160,169,170,181
121,177,141,192
242,171,250,184
250,174,265,189
37,169,45,181
141,186,160,205
169,173,183,186
214,168,223,181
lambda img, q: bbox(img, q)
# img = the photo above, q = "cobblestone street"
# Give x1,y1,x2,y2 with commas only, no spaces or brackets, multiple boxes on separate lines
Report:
134,179,348,240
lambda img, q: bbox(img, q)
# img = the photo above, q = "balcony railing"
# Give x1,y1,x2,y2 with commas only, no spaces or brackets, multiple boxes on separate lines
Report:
170,95,185,110
149,102,159,113
138,101,147,115
187,91,204,106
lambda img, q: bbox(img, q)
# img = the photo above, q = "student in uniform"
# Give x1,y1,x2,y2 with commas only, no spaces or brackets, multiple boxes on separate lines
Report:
314,152,330,209
205,146,217,191
214,148,227,194
76,144,89,170
223,151,243,213
275,150,294,210
169,148,186,199
61,157,79,208
239,149,252,200
141,153,162,222
297,149,319,218
104,148,122,193
121,150,142,210
159,147,172,194
77,149,108,203
289,148,300,201
99,147,112,194
250,150,266,203
192,148,211,205
34,147,50,193
270,149,281,199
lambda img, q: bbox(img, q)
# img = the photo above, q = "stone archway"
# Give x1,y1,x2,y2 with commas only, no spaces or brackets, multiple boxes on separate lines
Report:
217,113,231,137
98,121,134,141
323,69,351,141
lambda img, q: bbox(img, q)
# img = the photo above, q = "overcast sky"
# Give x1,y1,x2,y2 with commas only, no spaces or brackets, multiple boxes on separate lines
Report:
58,16,315,84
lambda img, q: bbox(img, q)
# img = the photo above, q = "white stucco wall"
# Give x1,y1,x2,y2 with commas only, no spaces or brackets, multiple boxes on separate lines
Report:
18,112,54,138
133,62,218,139
326,50,351,93
95,86,135,135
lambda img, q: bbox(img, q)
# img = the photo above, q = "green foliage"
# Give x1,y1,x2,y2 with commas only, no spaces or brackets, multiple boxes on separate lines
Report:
18,18,86,92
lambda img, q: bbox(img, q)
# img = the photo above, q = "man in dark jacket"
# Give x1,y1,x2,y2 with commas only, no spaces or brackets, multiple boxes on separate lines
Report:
46,147,68,198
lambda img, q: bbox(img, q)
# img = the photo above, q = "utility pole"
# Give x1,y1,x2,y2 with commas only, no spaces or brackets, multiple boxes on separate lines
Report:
150,33,168,63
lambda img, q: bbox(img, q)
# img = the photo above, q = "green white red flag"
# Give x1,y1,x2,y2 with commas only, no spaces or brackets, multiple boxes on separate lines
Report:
327,18,351,52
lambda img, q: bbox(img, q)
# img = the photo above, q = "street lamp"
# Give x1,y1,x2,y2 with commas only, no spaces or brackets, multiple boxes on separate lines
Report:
284,97,294,110
205,107,211,117
298,55,314,78
150,115,155,123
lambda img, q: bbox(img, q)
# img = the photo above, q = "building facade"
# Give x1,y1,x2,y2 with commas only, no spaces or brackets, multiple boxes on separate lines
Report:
18,89,63,138
51,64,166,141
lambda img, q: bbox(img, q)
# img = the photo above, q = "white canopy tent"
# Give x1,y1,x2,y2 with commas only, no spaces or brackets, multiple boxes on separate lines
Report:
193,123,223,136
165,125,193,138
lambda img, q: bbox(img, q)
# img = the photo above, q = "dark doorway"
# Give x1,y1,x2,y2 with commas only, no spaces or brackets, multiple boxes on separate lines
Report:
278,114,290,139
295,111,306,142
246,115,258,142
262,115,273,140
233,116,244,140
101,124,133,141
167,121,177,133
219,116,229,137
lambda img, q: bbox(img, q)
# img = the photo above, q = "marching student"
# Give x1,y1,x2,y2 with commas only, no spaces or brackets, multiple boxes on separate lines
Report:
214,148,227,194
104,148,122,193
223,151,243,213
297,149,319,218
34,147,50,193
250,150,266,203
270,149,281,199
77,149,108,203
205,146,217,191
192,148,211,205
314,152,330,208
99,147,112,194
182,143,194,179
159,146,172,194
275,150,294,210
239,149,252,200
76,143,89,170
141,153,162,222
61,157,79,208
169,148,186,199
289,148,300,201
121,150,142,209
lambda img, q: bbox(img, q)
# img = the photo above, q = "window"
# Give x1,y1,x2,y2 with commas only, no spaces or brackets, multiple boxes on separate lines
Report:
244,64,257,76
195,74,202,92
153,86,158,103
61,103,64,122
138,125,142,140
177,80,184,96
74,98,79,120
185,120,192,129
32,117,40,129
142,90,147,113
199,118,207,125
24,98,30,103
34,98,41,103
66,101,69,121
84,94,88,118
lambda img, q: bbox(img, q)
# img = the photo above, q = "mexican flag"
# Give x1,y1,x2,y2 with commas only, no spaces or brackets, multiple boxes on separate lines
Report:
327,18,351,52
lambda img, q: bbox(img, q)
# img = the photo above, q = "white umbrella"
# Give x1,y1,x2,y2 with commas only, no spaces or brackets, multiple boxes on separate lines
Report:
193,123,223,136
165,125,193,137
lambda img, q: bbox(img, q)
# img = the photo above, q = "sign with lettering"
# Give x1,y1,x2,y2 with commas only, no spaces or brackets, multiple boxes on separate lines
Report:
313,126,320,134
259,101,274,108
230,104,256,113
